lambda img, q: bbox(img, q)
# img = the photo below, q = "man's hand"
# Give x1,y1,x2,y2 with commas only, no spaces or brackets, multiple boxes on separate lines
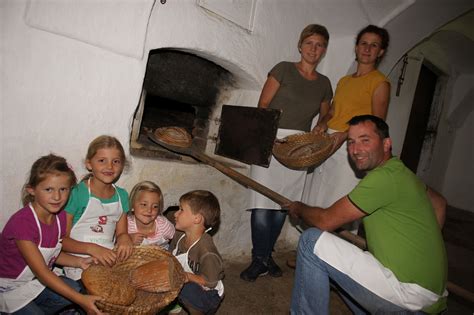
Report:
285,201,311,220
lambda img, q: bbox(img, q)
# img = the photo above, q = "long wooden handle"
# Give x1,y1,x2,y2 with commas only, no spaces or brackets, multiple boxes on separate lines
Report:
193,150,291,206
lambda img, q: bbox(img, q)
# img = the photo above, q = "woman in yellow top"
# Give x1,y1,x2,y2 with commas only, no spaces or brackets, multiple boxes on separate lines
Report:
302,25,390,226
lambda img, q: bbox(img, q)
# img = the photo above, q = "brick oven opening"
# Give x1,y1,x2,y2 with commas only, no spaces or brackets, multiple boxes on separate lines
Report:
130,49,232,161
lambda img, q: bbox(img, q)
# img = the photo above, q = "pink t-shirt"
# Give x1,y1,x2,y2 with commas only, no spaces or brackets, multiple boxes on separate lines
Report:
0,205,67,279
127,215,175,245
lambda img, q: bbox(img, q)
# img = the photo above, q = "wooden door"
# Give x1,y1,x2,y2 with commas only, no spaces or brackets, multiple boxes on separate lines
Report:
400,63,439,173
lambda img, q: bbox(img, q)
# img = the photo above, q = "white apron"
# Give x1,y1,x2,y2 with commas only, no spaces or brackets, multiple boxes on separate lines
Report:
142,236,168,247
314,231,447,311
172,233,224,297
64,180,123,280
302,128,362,232
248,129,307,210
0,205,62,313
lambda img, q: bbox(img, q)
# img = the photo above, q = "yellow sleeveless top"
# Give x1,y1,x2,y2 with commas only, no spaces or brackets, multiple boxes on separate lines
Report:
327,70,388,131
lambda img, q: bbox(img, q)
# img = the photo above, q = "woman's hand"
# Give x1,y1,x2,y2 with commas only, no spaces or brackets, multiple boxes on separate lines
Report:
328,131,348,154
312,123,328,134
129,232,146,246
88,244,117,267
115,234,134,262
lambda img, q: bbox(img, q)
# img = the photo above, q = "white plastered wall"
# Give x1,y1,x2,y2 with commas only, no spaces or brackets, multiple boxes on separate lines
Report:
1,0,473,256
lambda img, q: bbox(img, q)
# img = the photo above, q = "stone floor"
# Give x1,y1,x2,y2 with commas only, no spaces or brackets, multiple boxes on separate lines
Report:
217,206,474,314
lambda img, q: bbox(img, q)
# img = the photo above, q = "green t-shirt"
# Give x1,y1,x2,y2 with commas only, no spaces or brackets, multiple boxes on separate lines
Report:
349,157,447,313
268,61,333,131
65,180,129,226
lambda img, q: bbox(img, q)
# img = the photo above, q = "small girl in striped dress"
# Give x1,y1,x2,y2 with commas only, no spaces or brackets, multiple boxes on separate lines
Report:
127,181,175,249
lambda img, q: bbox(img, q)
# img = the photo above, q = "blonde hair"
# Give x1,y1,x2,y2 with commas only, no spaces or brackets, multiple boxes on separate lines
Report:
298,24,329,50
22,154,77,205
84,135,128,180
129,181,164,214
179,190,220,229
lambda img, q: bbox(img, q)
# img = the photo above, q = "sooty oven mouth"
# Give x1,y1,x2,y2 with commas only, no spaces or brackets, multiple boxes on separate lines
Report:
130,49,232,162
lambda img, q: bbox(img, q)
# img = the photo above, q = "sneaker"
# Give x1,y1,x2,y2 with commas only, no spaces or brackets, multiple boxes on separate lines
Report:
168,303,183,314
240,258,268,282
267,256,283,277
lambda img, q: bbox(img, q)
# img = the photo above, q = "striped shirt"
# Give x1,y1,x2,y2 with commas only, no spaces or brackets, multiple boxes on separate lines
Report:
127,215,175,247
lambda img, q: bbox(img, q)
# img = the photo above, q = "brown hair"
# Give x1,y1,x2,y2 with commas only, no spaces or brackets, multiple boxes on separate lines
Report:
84,135,128,180
298,24,330,50
179,190,220,229
347,115,390,140
22,154,77,205
356,25,389,50
129,181,164,214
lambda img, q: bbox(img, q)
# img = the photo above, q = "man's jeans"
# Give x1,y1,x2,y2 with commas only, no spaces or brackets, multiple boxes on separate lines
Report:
251,208,287,260
290,228,426,315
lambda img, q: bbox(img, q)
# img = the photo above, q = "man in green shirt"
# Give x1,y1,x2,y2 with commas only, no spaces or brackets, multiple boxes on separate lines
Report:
287,115,447,314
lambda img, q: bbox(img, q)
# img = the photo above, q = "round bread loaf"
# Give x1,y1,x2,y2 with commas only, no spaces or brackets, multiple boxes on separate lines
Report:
82,265,136,306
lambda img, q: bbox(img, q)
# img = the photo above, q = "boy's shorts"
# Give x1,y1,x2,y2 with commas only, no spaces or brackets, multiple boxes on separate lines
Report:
178,282,222,314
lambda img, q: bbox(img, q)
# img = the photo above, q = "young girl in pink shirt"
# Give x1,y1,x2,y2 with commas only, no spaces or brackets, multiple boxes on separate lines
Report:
0,154,103,314
127,181,175,249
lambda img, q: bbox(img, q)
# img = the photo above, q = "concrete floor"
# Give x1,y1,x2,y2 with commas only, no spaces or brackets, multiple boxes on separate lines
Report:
217,206,474,314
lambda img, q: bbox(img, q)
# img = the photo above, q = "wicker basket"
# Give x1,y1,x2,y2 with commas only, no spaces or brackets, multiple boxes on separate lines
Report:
82,246,185,315
272,132,334,169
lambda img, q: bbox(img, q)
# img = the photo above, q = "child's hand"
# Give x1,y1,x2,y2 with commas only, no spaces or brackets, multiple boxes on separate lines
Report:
115,234,134,262
78,256,99,270
184,272,191,283
78,294,107,315
89,244,117,267
129,232,146,245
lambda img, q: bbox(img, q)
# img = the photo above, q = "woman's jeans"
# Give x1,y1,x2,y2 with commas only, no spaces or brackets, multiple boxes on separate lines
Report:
250,208,287,261
290,228,427,315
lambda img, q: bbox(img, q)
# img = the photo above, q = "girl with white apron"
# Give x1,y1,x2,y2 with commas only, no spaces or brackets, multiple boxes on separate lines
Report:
172,233,224,298
0,205,62,313
64,180,123,280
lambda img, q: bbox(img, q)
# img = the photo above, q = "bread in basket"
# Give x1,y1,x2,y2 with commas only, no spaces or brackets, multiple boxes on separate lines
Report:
81,246,185,315
272,132,334,169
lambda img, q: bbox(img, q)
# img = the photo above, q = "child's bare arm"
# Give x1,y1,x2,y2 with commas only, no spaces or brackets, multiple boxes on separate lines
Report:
185,272,208,287
16,240,105,314
115,214,133,261
129,232,146,245
62,213,117,267
55,252,98,269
